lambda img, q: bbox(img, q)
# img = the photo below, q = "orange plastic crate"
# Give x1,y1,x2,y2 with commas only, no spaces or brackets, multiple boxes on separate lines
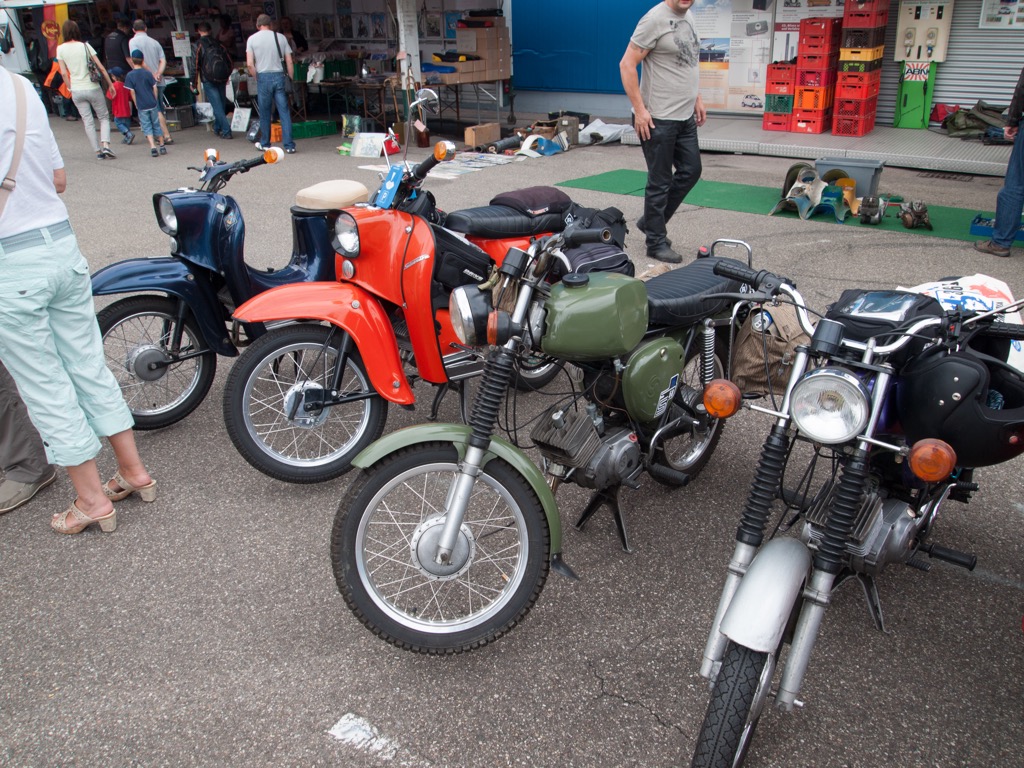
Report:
796,68,838,88
795,85,835,111
832,113,876,137
836,71,881,100
840,45,886,62
835,96,878,118
270,122,282,143
762,112,792,132
792,112,833,134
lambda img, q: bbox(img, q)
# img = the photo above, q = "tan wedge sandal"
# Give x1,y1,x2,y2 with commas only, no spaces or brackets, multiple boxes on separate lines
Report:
104,471,157,502
52,502,117,534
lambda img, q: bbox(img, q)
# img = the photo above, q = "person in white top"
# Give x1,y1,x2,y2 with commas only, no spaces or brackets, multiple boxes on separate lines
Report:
129,19,173,143
0,69,156,535
55,19,116,159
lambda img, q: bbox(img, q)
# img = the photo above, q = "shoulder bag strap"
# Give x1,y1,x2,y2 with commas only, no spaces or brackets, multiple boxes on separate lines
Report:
1,69,28,219
272,31,285,70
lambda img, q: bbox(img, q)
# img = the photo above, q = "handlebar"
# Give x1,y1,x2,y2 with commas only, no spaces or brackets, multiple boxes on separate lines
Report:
975,321,1024,341
563,226,611,248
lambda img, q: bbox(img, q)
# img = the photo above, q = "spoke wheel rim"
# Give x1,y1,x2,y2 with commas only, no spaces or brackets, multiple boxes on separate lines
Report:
241,339,372,468
661,353,724,471
103,311,202,416
355,460,529,633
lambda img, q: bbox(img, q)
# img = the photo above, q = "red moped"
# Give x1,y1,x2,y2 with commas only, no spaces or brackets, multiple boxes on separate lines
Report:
221,91,574,483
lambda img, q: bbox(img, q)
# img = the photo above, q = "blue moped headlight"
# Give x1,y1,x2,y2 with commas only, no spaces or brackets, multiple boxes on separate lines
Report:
155,195,178,236
333,212,359,257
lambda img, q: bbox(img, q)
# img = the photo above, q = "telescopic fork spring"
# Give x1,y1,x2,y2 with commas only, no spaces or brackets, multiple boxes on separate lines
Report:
736,424,790,547
813,450,869,574
468,348,517,445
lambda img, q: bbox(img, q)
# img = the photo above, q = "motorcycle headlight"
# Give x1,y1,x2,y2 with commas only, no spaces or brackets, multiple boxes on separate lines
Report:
155,195,178,236
449,285,492,346
332,212,359,256
790,368,870,444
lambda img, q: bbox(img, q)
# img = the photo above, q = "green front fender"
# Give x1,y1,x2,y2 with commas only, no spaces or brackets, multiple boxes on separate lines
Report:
352,423,563,555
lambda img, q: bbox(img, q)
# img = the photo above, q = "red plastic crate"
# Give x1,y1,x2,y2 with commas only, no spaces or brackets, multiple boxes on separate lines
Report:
796,68,838,88
799,17,843,37
843,9,890,28
762,112,792,132
844,0,890,15
799,33,841,55
835,96,878,118
766,62,797,83
798,52,839,71
836,72,881,100
792,111,833,134
832,112,876,137
766,79,796,96
795,85,835,111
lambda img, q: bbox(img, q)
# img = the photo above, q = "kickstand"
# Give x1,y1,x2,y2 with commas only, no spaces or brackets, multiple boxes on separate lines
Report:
428,383,448,421
837,572,888,634
575,485,631,553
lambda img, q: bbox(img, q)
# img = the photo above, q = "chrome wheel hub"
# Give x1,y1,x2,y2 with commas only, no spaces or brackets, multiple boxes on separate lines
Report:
410,516,475,580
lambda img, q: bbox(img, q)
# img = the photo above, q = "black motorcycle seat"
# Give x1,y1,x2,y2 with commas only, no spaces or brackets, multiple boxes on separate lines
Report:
444,205,566,239
645,257,744,327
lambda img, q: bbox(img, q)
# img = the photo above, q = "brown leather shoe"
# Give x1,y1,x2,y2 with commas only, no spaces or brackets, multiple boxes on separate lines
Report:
973,239,1011,257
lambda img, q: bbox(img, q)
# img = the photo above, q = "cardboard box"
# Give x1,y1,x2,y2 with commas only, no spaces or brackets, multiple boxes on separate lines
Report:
558,116,580,145
456,29,478,52
465,122,501,147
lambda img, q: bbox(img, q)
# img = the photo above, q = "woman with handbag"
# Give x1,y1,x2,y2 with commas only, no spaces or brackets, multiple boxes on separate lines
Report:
55,19,116,159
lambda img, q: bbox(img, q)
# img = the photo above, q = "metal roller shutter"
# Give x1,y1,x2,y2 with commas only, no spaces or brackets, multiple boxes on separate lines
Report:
877,0,1024,124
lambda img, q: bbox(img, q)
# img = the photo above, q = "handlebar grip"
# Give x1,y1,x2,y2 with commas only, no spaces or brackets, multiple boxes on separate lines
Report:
412,152,441,180
976,322,1024,341
563,227,611,248
712,259,768,286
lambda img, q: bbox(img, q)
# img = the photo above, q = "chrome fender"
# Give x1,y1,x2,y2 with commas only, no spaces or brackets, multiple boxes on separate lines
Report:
353,423,565,560
719,538,812,653
91,257,236,356
233,282,414,405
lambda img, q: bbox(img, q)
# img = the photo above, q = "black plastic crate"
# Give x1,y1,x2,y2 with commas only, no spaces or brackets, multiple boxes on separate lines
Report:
841,26,886,49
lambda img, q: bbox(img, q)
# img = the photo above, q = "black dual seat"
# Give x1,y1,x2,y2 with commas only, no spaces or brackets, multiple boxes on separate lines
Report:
644,257,744,327
444,205,566,239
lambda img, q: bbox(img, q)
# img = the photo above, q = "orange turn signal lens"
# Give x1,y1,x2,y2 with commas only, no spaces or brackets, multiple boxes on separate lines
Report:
204,148,219,163
703,379,742,418
433,141,448,161
908,438,957,482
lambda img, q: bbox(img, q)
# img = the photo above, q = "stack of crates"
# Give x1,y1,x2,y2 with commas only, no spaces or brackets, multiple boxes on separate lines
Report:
792,17,843,134
763,62,797,131
834,0,891,137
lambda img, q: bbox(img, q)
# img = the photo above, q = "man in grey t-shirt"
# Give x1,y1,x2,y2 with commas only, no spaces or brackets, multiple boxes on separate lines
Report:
246,14,296,153
620,0,706,264
130,19,172,142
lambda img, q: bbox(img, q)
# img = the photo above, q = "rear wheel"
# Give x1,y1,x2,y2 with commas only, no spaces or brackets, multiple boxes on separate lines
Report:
691,641,774,768
223,324,387,483
512,353,561,391
97,296,216,430
332,442,550,654
652,343,727,484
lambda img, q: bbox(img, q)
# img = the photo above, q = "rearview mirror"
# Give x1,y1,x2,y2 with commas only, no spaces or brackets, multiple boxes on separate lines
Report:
410,88,439,116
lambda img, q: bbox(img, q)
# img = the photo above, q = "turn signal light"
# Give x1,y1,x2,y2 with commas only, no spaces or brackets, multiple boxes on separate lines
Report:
908,438,957,482
263,146,285,164
487,311,515,346
204,148,219,163
703,379,742,418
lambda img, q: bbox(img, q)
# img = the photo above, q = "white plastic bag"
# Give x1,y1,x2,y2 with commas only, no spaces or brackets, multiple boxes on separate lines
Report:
195,102,214,123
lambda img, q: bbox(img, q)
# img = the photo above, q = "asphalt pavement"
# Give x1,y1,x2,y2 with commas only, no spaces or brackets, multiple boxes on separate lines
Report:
0,115,1021,767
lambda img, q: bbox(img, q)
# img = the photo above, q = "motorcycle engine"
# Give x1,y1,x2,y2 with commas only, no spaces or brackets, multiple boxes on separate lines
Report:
801,487,931,576
531,405,642,490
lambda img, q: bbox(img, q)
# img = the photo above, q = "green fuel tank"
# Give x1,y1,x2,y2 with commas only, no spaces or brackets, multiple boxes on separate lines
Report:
540,272,648,361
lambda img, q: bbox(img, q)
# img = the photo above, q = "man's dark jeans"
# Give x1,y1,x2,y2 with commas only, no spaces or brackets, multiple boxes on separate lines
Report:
638,116,701,249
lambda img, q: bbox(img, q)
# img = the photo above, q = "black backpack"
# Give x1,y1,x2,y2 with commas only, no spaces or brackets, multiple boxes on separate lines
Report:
199,38,231,83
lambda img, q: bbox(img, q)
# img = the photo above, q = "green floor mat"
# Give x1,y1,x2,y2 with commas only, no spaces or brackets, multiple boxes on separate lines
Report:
557,171,989,243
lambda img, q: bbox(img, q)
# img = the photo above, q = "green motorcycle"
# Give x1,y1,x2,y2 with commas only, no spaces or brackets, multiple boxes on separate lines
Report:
331,231,752,654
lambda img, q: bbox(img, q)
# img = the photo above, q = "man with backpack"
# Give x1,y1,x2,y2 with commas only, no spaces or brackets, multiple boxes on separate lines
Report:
194,21,234,139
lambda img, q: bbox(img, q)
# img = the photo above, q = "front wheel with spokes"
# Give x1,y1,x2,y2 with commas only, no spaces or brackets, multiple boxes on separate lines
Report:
97,295,217,430
222,323,387,483
332,442,550,654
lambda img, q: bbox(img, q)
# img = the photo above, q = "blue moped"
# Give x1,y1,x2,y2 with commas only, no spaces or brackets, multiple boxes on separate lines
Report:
92,146,368,429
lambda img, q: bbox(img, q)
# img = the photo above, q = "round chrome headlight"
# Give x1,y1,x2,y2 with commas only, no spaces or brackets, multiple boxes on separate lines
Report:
156,195,178,236
449,285,492,346
332,212,359,256
790,368,870,444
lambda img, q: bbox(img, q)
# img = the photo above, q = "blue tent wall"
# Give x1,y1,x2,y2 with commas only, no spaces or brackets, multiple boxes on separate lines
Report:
511,0,650,93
